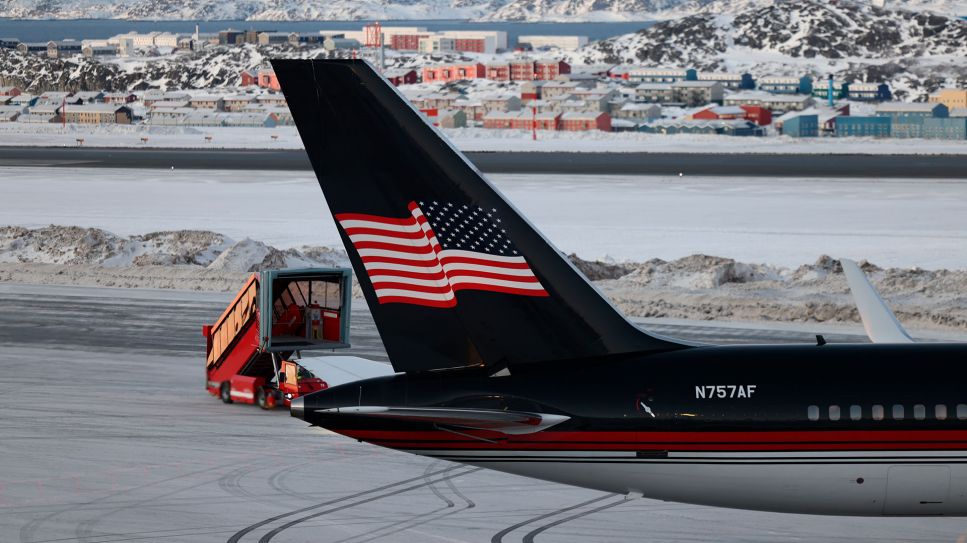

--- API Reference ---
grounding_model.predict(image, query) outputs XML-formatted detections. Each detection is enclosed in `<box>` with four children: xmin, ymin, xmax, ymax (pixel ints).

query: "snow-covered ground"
<box><xmin>2</xmin><ymin>166</ymin><xmax>966</xmax><ymax>269</ymax></box>
<box><xmin>0</xmin><ymin>123</ymin><xmax>965</xmax><ymax>154</ymax></box>
<box><xmin>3</xmin><ymin>165</ymin><xmax>966</xmax><ymax>332</ymax></box>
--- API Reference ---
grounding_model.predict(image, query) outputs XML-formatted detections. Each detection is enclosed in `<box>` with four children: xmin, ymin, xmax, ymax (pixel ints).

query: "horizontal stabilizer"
<box><xmin>299</xmin><ymin>356</ymin><xmax>396</xmax><ymax>388</ymax></box>
<box><xmin>841</xmin><ymin>258</ymin><xmax>913</xmax><ymax>344</ymax></box>
<box><xmin>316</xmin><ymin>406</ymin><xmax>569</xmax><ymax>435</ymax></box>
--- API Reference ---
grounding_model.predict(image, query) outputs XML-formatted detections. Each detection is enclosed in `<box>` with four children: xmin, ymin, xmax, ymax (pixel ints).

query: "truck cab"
<box><xmin>273</xmin><ymin>359</ymin><xmax>328</xmax><ymax>409</ymax></box>
<box><xmin>203</xmin><ymin>268</ymin><xmax>352</xmax><ymax>409</ymax></box>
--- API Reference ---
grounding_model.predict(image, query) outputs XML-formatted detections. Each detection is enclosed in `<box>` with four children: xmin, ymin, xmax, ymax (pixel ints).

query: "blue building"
<box><xmin>783</xmin><ymin>114</ymin><xmax>819</xmax><ymax>137</ymax></box>
<box><xmin>875</xmin><ymin>102</ymin><xmax>948</xmax><ymax>121</ymax></box>
<box><xmin>835</xmin><ymin>116</ymin><xmax>891</xmax><ymax>137</ymax></box>
<box><xmin>894</xmin><ymin>117</ymin><xmax>967</xmax><ymax>139</ymax></box>
<box><xmin>875</xmin><ymin>103</ymin><xmax>960</xmax><ymax>139</ymax></box>
<box><xmin>922</xmin><ymin>118</ymin><xmax>967</xmax><ymax>139</ymax></box>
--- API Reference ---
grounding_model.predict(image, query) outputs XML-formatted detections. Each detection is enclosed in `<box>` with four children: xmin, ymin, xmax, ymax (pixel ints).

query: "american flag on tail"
<box><xmin>335</xmin><ymin>201</ymin><xmax>548</xmax><ymax>308</ymax></box>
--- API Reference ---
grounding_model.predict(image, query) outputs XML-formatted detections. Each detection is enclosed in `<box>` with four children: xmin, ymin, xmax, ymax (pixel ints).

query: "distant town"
<box><xmin>0</xmin><ymin>23</ymin><xmax>965</xmax><ymax>141</ymax></box>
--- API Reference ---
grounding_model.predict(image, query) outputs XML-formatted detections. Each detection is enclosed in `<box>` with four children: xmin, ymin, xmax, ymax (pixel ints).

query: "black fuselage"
<box><xmin>304</xmin><ymin>343</ymin><xmax>967</xmax><ymax>435</ymax></box>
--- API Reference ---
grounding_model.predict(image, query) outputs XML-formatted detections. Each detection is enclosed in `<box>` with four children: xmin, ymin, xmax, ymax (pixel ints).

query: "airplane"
<box><xmin>271</xmin><ymin>58</ymin><xmax>967</xmax><ymax>517</ymax></box>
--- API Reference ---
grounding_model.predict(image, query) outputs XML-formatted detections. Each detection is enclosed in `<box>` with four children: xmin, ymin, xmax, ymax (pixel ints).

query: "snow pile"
<box><xmin>0</xmin><ymin>226</ymin><xmax>347</xmax><ymax>271</ymax></box>
<box><xmin>2</xmin><ymin>226</ymin><xmax>965</xmax><ymax>332</ymax></box>
<box><xmin>583</xmin><ymin>254</ymin><xmax>967</xmax><ymax>331</ymax></box>
<box><xmin>617</xmin><ymin>254</ymin><xmax>782</xmax><ymax>289</ymax></box>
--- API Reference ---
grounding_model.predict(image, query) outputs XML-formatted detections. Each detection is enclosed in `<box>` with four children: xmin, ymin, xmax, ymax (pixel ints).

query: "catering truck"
<box><xmin>203</xmin><ymin>268</ymin><xmax>352</xmax><ymax>409</ymax></box>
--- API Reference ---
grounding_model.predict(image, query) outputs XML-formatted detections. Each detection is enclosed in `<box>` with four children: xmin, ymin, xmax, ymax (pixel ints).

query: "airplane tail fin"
<box><xmin>272</xmin><ymin>59</ymin><xmax>688</xmax><ymax>373</ymax></box>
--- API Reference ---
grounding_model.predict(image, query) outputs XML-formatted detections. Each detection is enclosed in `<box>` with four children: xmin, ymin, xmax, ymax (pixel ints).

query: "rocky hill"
<box><xmin>0</xmin><ymin>43</ymin><xmax>312</xmax><ymax>92</ymax></box>
<box><xmin>570</xmin><ymin>0</ymin><xmax>967</xmax><ymax>99</ymax></box>
<box><xmin>0</xmin><ymin>0</ymin><xmax>964</xmax><ymax>21</ymax></box>
<box><xmin>0</xmin><ymin>1</ymin><xmax>963</xmax><ymax>98</ymax></box>
<box><xmin>0</xmin><ymin>41</ymin><xmax>457</xmax><ymax>93</ymax></box>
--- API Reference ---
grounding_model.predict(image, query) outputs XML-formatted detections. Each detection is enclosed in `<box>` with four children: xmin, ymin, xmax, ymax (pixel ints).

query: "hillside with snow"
<box><xmin>570</xmin><ymin>0</ymin><xmax>967</xmax><ymax>99</ymax></box>
<box><xmin>0</xmin><ymin>1</ymin><xmax>964</xmax><ymax>98</ymax></box>
<box><xmin>0</xmin><ymin>0</ymin><xmax>964</xmax><ymax>21</ymax></box>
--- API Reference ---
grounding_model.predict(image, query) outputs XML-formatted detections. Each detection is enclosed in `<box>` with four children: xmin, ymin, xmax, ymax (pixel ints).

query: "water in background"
<box><xmin>0</xmin><ymin>19</ymin><xmax>654</xmax><ymax>46</ymax></box>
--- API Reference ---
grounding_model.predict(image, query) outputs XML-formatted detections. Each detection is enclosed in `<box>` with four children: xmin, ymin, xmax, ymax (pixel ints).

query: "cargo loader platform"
<box><xmin>203</xmin><ymin>268</ymin><xmax>352</xmax><ymax>409</ymax></box>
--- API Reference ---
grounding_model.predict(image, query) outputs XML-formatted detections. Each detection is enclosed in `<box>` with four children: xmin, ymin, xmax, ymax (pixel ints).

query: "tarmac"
<box><xmin>4</xmin><ymin>282</ymin><xmax>967</xmax><ymax>542</ymax></box>
<box><xmin>1</xmin><ymin>146</ymin><xmax>966</xmax><ymax>177</ymax></box>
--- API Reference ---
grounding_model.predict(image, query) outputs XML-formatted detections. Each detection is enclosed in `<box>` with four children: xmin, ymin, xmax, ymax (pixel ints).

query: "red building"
<box><xmin>240</xmin><ymin>70</ymin><xmax>258</xmax><ymax>87</ymax></box>
<box><xmin>509</xmin><ymin>60</ymin><xmax>534</xmax><ymax>81</ymax></box>
<box><xmin>531</xmin><ymin>111</ymin><xmax>561</xmax><ymax>130</ymax></box>
<box><xmin>259</xmin><ymin>71</ymin><xmax>281</xmax><ymax>91</ymax></box>
<box><xmin>453</xmin><ymin>38</ymin><xmax>487</xmax><ymax>53</ymax></box>
<box><xmin>385</xmin><ymin>68</ymin><xmax>418</xmax><ymax>86</ymax></box>
<box><xmin>483</xmin><ymin>60</ymin><xmax>570</xmax><ymax>82</ymax></box>
<box><xmin>423</xmin><ymin>63</ymin><xmax>487</xmax><ymax>83</ymax></box>
<box><xmin>390</xmin><ymin>34</ymin><xmax>429</xmax><ymax>51</ymax></box>
<box><xmin>520</xmin><ymin>81</ymin><xmax>543</xmax><ymax>101</ymax></box>
<box><xmin>485</xmin><ymin>63</ymin><xmax>511</xmax><ymax>81</ymax></box>
<box><xmin>241</xmin><ymin>69</ymin><xmax>281</xmax><ymax>91</ymax></box>
<box><xmin>694</xmin><ymin>105</ymin><xmax>773</xmax><ymax>126</ymax></box>
<box><xmin>692</xmin><ymin>106</ymin><xmax>745</xmax><ymax>121</ymax></box>
<box><xmin>559</xmin><ymin>111</ymin><xmax>611</xmax><ymax>132</ymax></box>
<box><xmin>534</xmin><ymin>60</ymin><xmax>570</xmax><ymax>80</ymax></box>
<box><xmin>0</xmin><ymin>86</ymin><xmax>22</xmax><ymax>97</ymax></box>
<box><xmin>423</xmin><ymin>63</ymin><xmax>485</xmax><ymax>83</ymax></box>
<box><xmin>739</xmin><ymin>105</ymin><xmax>772</xmax><ymax>126</ymax></box>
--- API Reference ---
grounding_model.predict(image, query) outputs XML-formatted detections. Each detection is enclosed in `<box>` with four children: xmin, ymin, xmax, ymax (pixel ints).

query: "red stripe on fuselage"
<box><xmin>333</xmin><ymin>429</ymin><xmax>967</xmax><ymax>452</ymax></box>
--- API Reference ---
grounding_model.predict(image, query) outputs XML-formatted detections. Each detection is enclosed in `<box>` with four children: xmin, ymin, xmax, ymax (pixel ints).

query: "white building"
<box><xmin>724</xmin><ymin>91</ymin><xmax>813</xmax><ymax>112</ymax></box>
<box><xmin>418</xmin><ymin>36</ymin><xmax>456</xmax><ymax>53</ymax></box>
<box><xmin>696</xmin><ymin>72</ymin><xmax>748</xmax><ymax>89</ymax></box>
<box><xmin>108</xmin><ymin>31</ymin><xmax>181</xmax><ymax>50</ymax></box>
<box><xmin>758</xmin><ymin>76</ymin><xmax>803</xmax><ymax>94</ymax></box>
<box><xmin>342</xmin><ymin>26</ymin><xmax>428</xmax><ymax>45</ymax></box>
<box><xmin>627</xmin><ymin>67</ymin><xmax>694</xmax><ymax>83</ymax></box>
<box><xmin>517</xmin><ymin>35</ymin><xmax>588</xmax><ymax>51</ymax></box>
<box><xmin>438</xmin><ymin>30</ymin><xmax>507</xmax><ymax>51</ymax></box>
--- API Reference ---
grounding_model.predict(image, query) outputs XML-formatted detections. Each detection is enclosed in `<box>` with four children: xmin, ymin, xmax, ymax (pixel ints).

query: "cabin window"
<box><xmin>829</xmin><ymin>405</ymin><xmax>841</xmax><ymax>421</ymax></box>
<box><xmin>892</xmin><ymin>405</ymin><xmax>904</xmax><ymax>420</ymax></box>
<box><xmin>872</xmin><ymin>405</ymin><xmax>884</xmax><ymax>421</ymax></box>
<box><xmin>914</xmin><ymin>404</ymin><xmax>926</xmax><ymax>421</ymax></box>
<box><xmin>958</xmin><ymin>404</ymin><xmax>967</xmax><ymax>420</ymax></box>
<box><xmin>850</xmin><ymin>405</ymin><xmax>862</xmax><ymax>421</ymax></box>
<box><xmin>807</xmin><ymin>405</ymin><xmax>819</xmax><ymax>421</ymax></box>
<box><xmin>936</xmin><ymin>404</ymin><xmax>948</xmax><ymax>420</ymax></box>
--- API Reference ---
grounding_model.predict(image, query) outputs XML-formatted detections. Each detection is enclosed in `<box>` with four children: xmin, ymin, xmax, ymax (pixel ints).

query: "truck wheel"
<box><xmin>220</xmin><ymin>382</ymin><xmax>233</xmax><ymax>404</ymax></box>
<box><xmin>256</xmin><ymin>388</ymin><xmax>273</xmax><ymax>410</ymax></box>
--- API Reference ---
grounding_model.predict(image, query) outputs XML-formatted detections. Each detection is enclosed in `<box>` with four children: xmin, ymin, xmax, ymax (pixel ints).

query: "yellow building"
<box><xmin>928</xmin><ymin>89</ymin><xmax>967</xmax><ymax>110</ymax></box>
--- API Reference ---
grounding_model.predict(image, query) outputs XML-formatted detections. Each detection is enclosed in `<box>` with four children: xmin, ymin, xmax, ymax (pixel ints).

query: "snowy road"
<box><xmin>2</xmin><ymin>146</ymin><xmax>967</xmax><ymax>177</ymax></box>
<box><xmin>2</xmin><ymin>166</ymin><xmax>966</xmax><ymax>269</ymax></box>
